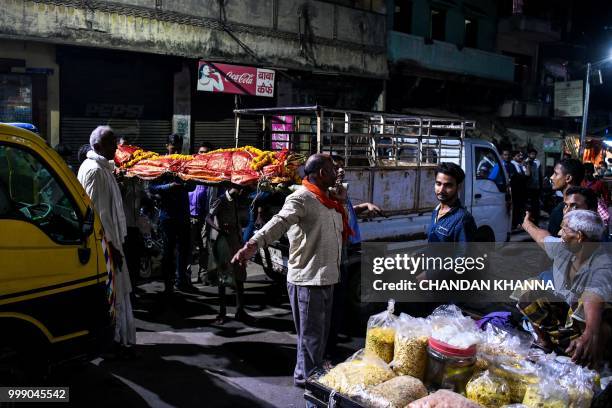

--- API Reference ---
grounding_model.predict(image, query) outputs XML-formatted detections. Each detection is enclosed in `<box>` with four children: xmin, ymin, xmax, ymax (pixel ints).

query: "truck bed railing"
<box><xmin>233</xmin><ymin>106</ymin><xmax>472</xmax><ymax>169</ymax></box>
<box><xmin>234</xmin><ymin>106</ymin><xmax>476</xmax><ymax>213</ymax></box>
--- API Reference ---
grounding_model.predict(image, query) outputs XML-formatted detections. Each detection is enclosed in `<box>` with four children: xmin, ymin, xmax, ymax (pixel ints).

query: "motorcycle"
<box><xmin>136</xmin><ymin>201</ymin><xmax>163</xmax><ymax>279</ymax></box>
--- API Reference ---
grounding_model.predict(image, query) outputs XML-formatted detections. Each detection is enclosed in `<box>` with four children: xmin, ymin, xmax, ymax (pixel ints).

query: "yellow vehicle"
<box><xmin>0</xmin><ymin>124</ymin><xmax>112</xmax><ymax>379</ymax></box>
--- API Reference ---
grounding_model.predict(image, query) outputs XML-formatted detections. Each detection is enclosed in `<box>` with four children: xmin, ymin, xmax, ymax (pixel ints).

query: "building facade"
<box><xmin>1</xmin><ymin>0</ymin><xmax>388</xmax><ymax>158</ymax></box>
<box><xmin>496</xmin><ymin>0</ymin><xmax>584</xmax><ymax>170</ymax></box>
<box><xmin>385</xmin><ymin>0</ymin><xmax>515</xmax><ymax>114</ymax></box>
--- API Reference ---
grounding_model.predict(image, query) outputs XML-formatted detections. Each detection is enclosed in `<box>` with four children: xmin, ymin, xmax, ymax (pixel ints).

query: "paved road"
<box><xmin>38</xmin><ymin>264</ymin><xmax>361</xmax><ymax>408</ymax></box>
<box><xmin>22</xmin><ymin>229</ymin><xmax>537</xmax><ymax>407</ymax></box>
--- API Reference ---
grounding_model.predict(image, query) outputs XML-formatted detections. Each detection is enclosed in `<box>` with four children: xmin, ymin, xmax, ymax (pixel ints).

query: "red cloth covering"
<box><xmin>180</xmin><ymin>150</ymin><xmax>260</xmax><ymax>185</ymax></box>
<box><xmin>114</xmin><ymin>144</ymin><xmax>140</xmax><ymax>167</ymax></box>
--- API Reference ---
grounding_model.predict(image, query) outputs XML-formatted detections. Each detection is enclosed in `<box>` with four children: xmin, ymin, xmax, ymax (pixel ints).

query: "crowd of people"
<box><xmin>69</xmin><ymin>127</ymin><xmax>250</xmax><ymax>357</ymax></box>
<box><xmin>65</xmin><ymin>125</ymin><xmax>611</xmax><ymax>382</ymax></box>
<box><xmin>496</xmin><ymin>148</ymin><xmax>611</xmax><ymax>230</ymax></box>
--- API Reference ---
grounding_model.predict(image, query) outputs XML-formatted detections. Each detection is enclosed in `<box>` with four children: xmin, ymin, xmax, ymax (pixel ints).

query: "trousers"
<box><xmin>160</xmin><ymin>218</ymin><xmax>191</xmax><ymax>288</ymax></box>
<box><xmin>287</xmin><ymin>283</ymin><xmax>334</xmax><ymax>386</ymax></box>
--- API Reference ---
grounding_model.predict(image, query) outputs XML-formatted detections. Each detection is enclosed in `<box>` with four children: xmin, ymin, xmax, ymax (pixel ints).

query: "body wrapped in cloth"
<box><xmin>114</xmin><ymin>145</ymin><xmax>303</xmax><ymax>187</ymax></box>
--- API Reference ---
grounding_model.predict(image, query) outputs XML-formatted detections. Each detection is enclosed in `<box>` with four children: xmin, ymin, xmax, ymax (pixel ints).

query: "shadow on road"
<box><xmin>132</xmin><ymin>283</ymin><xmax>295</xmax><ymax>335</ymax></box>
<box><xmin>41</xmin><ymin>340</ymin><xmax>298</xmax><ymax>407</ymax></box>
<box><xmin>93</xmin><ymin>342</ymin><xmax>284</xmax><ymax>407</ymax></box>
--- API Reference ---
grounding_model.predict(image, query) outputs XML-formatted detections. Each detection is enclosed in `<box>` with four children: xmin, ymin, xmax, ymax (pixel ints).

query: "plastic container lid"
<box><xmin>428</xmin><ymin>337</ymin><xmax>477</xmax><ymax>358</ymax></box>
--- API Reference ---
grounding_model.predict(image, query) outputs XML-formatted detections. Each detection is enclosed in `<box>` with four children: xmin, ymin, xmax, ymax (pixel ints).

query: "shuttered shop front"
<box><xmin>193</xmin><ymin>117</ymin><xmax>262</xmax><ymax>149</ymax></box>
<box><xmin>192</xmin><ymin>87</ymin><xmax>274</xmax><ymax>150</ymax></box>
<box><xmin>58</xmin><ymin>47</ymin><xmax>174</xmax><ymax>166</ymax></box>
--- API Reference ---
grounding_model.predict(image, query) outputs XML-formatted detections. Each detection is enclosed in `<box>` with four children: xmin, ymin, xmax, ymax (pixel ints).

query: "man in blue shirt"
<box><xmin>149</xmin><ymin>134</ymin><xmax>196</xmax><ymax>294</ymax></box>
<box><xmin>486</xmin><ymin>149</ymin><xmax>514</xmax><ymax>192</ymax></box>
<box><xmin>427</xmin><ymin>162</ymin><xmax>477</xmax><ymax>243</ymax></box>
<box><xmin>417</xmin><ymin>162</ymin><xmax>477</xmax><ymax>284</ymax></box>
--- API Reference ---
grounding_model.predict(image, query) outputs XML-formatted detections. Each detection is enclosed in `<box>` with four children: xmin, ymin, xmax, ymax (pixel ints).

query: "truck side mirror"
<box><xmin>82</xmin><ymin>206</ymin><xmax>95</xmax><ymax>238</ymax></box>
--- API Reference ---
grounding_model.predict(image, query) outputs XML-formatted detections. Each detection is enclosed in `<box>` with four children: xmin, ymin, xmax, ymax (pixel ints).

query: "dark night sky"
<box><xmin>569</xmin><ymin>0</ymin><xmax>612</xmax><ymax>114</ymax></box>
<box><xmin>571</xmin><ymin>0</ymin><xmax>612</xmax><ymax>59</ymax></box>
<box><xmin>507</xmin><ymin>0</ymin><xmax>612</xmax><ymax>112</ymax></box>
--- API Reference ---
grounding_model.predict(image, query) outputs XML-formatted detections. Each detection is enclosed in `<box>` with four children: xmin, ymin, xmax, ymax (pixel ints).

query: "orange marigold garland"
<box><xmin>124</xmin><ymin>149</ymin><xmax>159</xmax><ymax>168</ymax></box>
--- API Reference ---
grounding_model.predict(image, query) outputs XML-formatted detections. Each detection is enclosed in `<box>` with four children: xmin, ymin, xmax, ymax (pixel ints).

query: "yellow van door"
<box><xmin>0</xmin><ymin>142</ymin><xmax>107</xmax><ymax>344</ymax></box>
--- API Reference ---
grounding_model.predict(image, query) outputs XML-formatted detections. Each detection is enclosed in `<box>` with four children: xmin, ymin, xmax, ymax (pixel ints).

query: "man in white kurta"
<box><xmin>78</xmin><ymin>126</ymin><xmax>136</xmax><ymax>347</ymax></box>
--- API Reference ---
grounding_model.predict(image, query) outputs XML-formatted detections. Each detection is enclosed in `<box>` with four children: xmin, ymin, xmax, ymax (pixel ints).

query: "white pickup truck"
<box><xmin>233</xmin><ymin>106</ymin><xmax>512</xmax><ymax>279</ymax></box>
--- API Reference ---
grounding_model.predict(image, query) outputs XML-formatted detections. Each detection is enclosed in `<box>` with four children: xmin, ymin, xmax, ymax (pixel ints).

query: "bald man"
<box><xmin>232</xmin><ymin>154</ymin><xmax>349</xmax><ymax>387</ymax></box>
<box><xmin>78</xmin><ymin>126</ymin><xmax>136</xmax><ymax>353</ymax></box>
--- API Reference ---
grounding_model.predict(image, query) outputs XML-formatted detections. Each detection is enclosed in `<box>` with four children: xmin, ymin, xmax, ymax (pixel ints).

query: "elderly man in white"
<box><xmin>78</xmin><ymin>125</ymin><xmax>136</xmax><ymax>353</ymax></box>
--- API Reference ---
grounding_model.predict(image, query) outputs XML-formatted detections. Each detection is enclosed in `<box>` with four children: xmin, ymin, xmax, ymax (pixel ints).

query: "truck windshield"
<box><xmin>474</xmin><ymin>146</ymin><xmax>507</xmax><ymax>193</ymax></box>
<box><xmin>0</xmin><ymin>145</ymin><xmax>81</xmax><ymax>244</ymax></box>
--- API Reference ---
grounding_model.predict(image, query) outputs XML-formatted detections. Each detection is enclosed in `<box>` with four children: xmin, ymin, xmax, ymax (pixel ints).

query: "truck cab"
<box><xmin>0</xmin><ymin>124</ymin><xmax>112</xmax><ymax>380</ymax></box>
<box><xmin>352</xmin><ymin>137</ymin><xmax>511</xmax><ymax>244</ymax></box>
<box><xmin>233</xmin><ymin>107</ymin><xmax>511</xmax><ymax>279</ymax></box>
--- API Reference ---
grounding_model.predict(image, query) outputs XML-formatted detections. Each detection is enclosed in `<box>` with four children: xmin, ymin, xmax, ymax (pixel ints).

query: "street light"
<box><xmin>579</xmin><ymin>52</ymin><xmax>612</xmax><ymax>157</ymax></box>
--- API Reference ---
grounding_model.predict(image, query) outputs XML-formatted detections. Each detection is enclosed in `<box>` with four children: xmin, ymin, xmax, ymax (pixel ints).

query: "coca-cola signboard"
<box><xmin>196</xmin><ymin>61</ymin><xmax>275</xmax><ymax>97</ymax></box>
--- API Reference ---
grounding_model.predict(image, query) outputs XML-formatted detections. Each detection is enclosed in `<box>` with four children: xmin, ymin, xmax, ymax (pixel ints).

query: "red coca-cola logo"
<box><xmin>225</xmin><ymin>71</ymin><xmax>254</xmax><ymax>85</ymax></box>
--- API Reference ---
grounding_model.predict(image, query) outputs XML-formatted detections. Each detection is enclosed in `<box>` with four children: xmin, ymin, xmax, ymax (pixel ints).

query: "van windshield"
<box><xmin>0</xmin><ymin>144</ymin><xmax>81</xmax><ymax>244</ymax></box>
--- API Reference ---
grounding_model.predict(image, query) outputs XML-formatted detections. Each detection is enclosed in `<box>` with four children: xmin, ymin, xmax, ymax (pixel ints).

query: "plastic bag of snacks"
<box><xmin>408</xmin><ymin>389</ymin><xmax>482</xmax><ymax>408</ymax></box>
<box><xmin>391</xmin><ymin>314</ymin><xmax>430</xmax><ymax>379</ymax></box>
<box><xmin>355</xmin><ymin>375</ymin><xmax>428</xmax><ymax>408</ymax></box>
<box><xmin>487</xmin><ymin>357</ymin><xmax>539</xmax><ymax>403</ymax></box>
<box><xmin>524</xmin><ymin>353</ymin><xmax>597</xmax><ymax>408</ymax></box>
<box><xmin>466</xmin><ymin>370</ymin><xmax>512</xmax><ymax>408</ymax></box>
<box><xmin>318</xmin><ymin>349</ymin><xmax>395</xmax><ymax>396</ymax></box>
<box><xmin>475</xmin><ymin>324</ymin><xmax>532</xmax><ymax>372</ymax></box>
<box><xmin>365</xmin><ymin>299</ymin><xmax>398</xmax><ymax>363</ymax></box>
<box><xmin>522</xmin><ymin>383</ymin><xmax>569</xmax><ymax>408</ymax></box>
<box><xmin>429</xmin><ymin>304</ymin><xmax>481</xmax><ymax>349</ymax></box>
<box><xmin>563</xmin><ymin>372</ymin><xmax>595</xmax><ymax>408</ymax></box>
<box><xmin>549</xmin><ymin>356</ymin><xmax>596</xmax><ymax>408</ymax></box>
<box><xmin>522</xmin><ymin>363</ymin><xmax>569</xmax><ymax>408</ymax></box>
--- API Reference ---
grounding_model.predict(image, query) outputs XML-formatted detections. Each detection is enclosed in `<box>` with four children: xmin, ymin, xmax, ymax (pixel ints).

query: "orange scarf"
<box><xmin>302</xmin><ymin>178</ymin><xmax>354</xmax><ymax>242</ymax></box>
